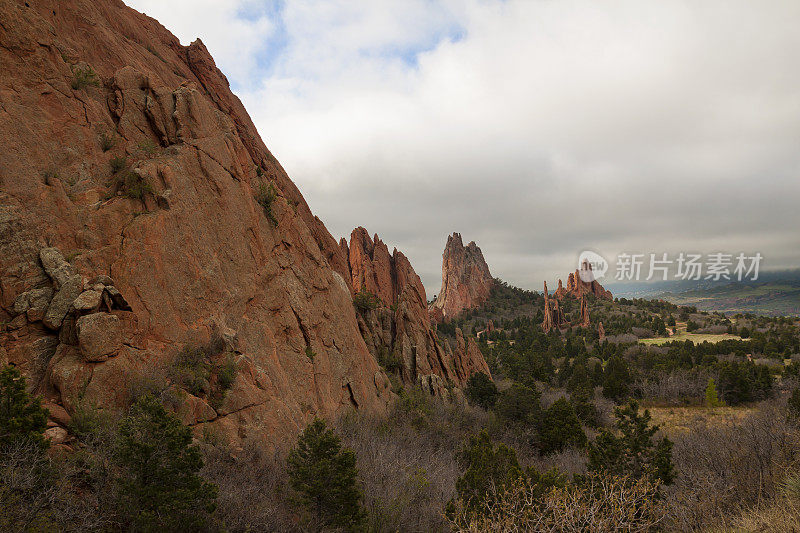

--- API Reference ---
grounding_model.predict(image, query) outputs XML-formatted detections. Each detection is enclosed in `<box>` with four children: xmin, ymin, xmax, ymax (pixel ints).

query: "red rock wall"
<box><xmin>0</xmin><ymin>0</ymin><xmax>390</xmax><ymax>449</ymax></box>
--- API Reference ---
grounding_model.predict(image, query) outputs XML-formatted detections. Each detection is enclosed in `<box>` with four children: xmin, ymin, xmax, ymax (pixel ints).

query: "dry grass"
<box><xmin>644</xmin><ymin>406</ymin><xmax>754</xmax><ymax>437</ymax></box>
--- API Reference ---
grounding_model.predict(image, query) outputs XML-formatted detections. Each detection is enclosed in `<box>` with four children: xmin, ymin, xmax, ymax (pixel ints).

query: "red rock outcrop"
<box><xmin>430</xmin><ymin>233</ymin><xmax>494</xmax><ymax>322</ymax></box>
<box><xmin>342</xmin><ymin>229</ymin><xmax>490</xmax><ymax>394</ymax></box>
<box><xmin>0</xmin><ymin>0</ymin><xmax>391</xmax><ymax>449</ymax></box>
<box><xmin>559</xmin><ymin>261</ymin><xmax>613</xmax><ymax>301</ymax></box>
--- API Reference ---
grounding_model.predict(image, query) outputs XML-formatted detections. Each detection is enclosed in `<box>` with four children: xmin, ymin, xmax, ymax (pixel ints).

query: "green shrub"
<box><xmin>216</xmin><ymin>355</ymin><xmax>237</xmax><ymax>392</ymax></box>
<box><xmin>170</xmin><ymin>346</ymin><xmax>212</xmax><ymax>397</ymax></box>
<box><xmin>138</xmin><ymin>139</ymin><xmax>158</xmax><ymax>157</ymax></box>
<box><xmin>464</xmin><ymin>372</ymin><xmax>498</xmax><ymax>410</ymax></box>
<box><xmin>353</xmin><ymin>288</ymin><xmax>380</xmax><ymax>313</ymax></box>
<box><xmin>494</xmin><ymin>382</ymin><xmax>540</xmax><ymax>425</ymax></box>
<box><xmin>109</xmin><ymin>155</ymin><xmax>127</xmax><ymax>173</ymax></box>
<box><xmin>377</xmin><ymin>346</ymin><xmax>404</xmax><ymax>373</ymax></box>
<box><xmin>255</xmin><ymin>182</ymin><xmax>278</xmax><ymax>226</ymax></box>
<box><xmin>449</xmin><ymin>431</ymin><xmax>523</xmax><ymax>517</ymax></box>
<box><xmin>287</xmin><ymin>418</ymin><xmax>365</xmax><ymax>530</ymax></box>
<box><xmin>538</xmin><ymin>397</ymin><xmax>587</xmax><ymax>454</ymax></box>
<box><xmin>0</xmin><ymin>366</ymin><xmax>48</xmax><ymax>449</ymax></box>
<box><xmin>98</xmin><ymin>132</ymin><xmax>115</xmax><ymax>152</ymax></box>
<box><xmin>71</xmin><ymin>65</ymin><xmax>99</xmax><ymax>90</ymax></box>
<box><xmin>117</xmin><ymin>171</ymin><xmax>152</xmax><ymax>200</ymax></box>
<box><xmin>304</xmin><ymin>347</ymin><xmax>316</xmax><ymax>362</ymax></box>
<box><xmin>68</xmin><ymin>402</ymin><xmax>116</xmax><ymax>442</ymax></box>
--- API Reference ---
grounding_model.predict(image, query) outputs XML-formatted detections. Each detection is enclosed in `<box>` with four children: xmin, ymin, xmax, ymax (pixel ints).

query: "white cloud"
<box><xmin>125</xmin><ymin>0</ymin><xmax>800</xmax><ymax>295</ymax></box>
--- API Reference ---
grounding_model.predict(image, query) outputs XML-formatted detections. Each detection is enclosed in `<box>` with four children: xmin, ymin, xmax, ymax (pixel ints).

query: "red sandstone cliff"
<box><xmin>342</xmin><ymin>228</ymin><xmax>490</xmax><ymax>397</ymax></box>
<box><xmin>0</xmin><ymin>0</ymin><xmax>392</xmax><ymax>449</ymax></box>
<box><xmin>430</xmin><ymin>233</ymin><xmax>494</xmax><ymax>322</ymax></box>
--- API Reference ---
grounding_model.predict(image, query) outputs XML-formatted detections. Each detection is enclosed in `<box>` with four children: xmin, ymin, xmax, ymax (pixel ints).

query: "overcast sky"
<box><xmin>127</xmin><ymin>0</ymin><xmax>800</xmax><ymax>296</ymax></box>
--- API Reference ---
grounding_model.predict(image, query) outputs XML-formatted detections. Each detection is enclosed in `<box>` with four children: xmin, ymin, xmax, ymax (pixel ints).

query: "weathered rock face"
<box><xmin>341</xmin><ymin>228</ymin><xmax>490</xmax><ymax>391</ymax></box>
<box><xmin>0</xmin><ymin>0</ymin><xmax>390</xmax><ymax>449</ymax></box>
<box><xmin>430</xmin><ymin>233</ymin><xmax>494</xmax><ymax>323</ymax></box>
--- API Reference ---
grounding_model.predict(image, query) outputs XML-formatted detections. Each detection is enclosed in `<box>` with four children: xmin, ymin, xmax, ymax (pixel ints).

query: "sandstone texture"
<box><xmin>0</xmin><ymin>0</ymin><xmax>390</xmax><ymax>448</ymax></box>
<box><xmin>430</xmin><ymin>233</ymin><xmax>494</xmax><ymax>322</ymax></box>
<box><xmin>341</xmin><ymin>228</ymin><xmax>490</xmax><ymax>394</ymax></box>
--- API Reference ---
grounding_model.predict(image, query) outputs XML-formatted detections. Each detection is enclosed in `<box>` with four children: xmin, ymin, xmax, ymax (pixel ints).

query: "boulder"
<box><xmin>76</xmin><ymin>313</ymin><xmax>122</xmax><ymax>362</ymax></box>
<box><xmin>13</xmin><ymin>287</ymin><xmax>53</xmax><ymax>321</ymax></box>
<box><xmin>44</xmin><ymin>426</ymin><xmax>70</xmax><ymax>445</ymax></box>
<box><xmin>39</xmin><ymin>248</ymin><xmax>76</xmax><ymax>289</ymax></box>
<box><xmin>43</xmin><ymin>275</ymin><xmax>84</xmax><ymax>330</ymax></box>
<box><xmin>73</xmin><ymin>289</ymin><xmax>102</xmax><ymax>312</ymax></box>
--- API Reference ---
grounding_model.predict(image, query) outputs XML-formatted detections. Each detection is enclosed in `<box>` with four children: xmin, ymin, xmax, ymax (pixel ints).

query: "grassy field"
<box><xmin>644</xmin><ymin>405</ymin><xmax>753</xmax><ymax>436</ymax></box>
<box><xmin>638</xmin><ymin>323</ymin><xmax>742</xmax><ymax>345</ymax></box>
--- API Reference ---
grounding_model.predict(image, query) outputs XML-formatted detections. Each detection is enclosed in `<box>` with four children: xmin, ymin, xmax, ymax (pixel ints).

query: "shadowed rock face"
<box><xmin>0</xmin><ymin>0</ymin><xmax>390</xmax><ymax>449</ymax></box>
<box><xmin>342</xmin><ymin>228</ymin><xmax>490</xmax><ymax>395</ymax></box>
<box><xmin>430</xmin><ymin>233</ymin><xmax>494</xmax><ymax>323</ymax></box>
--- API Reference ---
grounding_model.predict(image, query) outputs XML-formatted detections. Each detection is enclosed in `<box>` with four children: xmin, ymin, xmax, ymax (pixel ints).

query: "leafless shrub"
<box><xmin>448</xmin><ymin>473</ymin><xmax>665</xmax><ymax>532</ymax></box>
<box><xmin>0</xmin><ymin>440</ymin><xmax>112</xmax><ymax>531</ymax></box>
<box><xmin>634</xmin><ymin>368</ymin><xmax>715</xmax><ymax>405</ymax></box>
<box><xmin>665</xmin><ymin>401</ymin><xmax>800</xmax><ymax>530</ymax></box>
<box><xmin>200</xmin><ymin>441</ymin><xmax>300</xmax><ymax>532</ymax></box>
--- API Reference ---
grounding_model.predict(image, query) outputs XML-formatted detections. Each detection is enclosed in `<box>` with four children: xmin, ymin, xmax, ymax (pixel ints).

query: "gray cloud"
<box><xmin>127</xmin><ymin>0</ymin><xmax>800</xmax><ymax>296</ymax></box>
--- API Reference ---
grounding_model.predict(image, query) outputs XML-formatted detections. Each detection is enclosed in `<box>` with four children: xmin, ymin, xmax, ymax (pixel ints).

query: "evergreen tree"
<box><xmin>0</xmin><ymin>365</ymin><xmax>48</xmax><ymax>449</ymax></box>
<box><xmin>115</xmin><ymin>394</ymin><xmax>218</xmax><ymax>532</ymax></box>
<box><xmin>287</xmin><ymin>418</ymin><xmax>365</xmax><ymax>530</ymax></box>
<box><xmin>602</xmin><ymin>356</ymin><xmax>630</xmax><ymax>402</ymax></box>
<box><xmin>588</xmin><ymin>400</ymin><xmax>674</xmax><ymax>485</ymax></box>
<box><xmin>538</xmin><ymin>398</ymin><xmax>587</xmax><ymax>455</ymax></box>
<box><xmin>704</xmin><ymin>378</ymin><xmax>723</xmax><ymax>408</ymax></box>
<box><xmin>464</xmin><ymin>372</ymin><xmax>498</xmax><ymax>409</ymax></box>
<box><xmin>451</xmin><ymin>431</ymin><xmax>523</xmax><ymax>515</ymax></box>
<box><xmin>494</xmin><ymin>382</ymin><xmax>540</xmax><ymax>426</ymax></box>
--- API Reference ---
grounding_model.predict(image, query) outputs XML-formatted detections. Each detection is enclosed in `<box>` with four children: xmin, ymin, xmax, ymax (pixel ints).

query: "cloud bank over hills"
<box><xmin>127</xmin><ymin>0</ymin><xmax>800</xmax><ymax>294</ymax></box>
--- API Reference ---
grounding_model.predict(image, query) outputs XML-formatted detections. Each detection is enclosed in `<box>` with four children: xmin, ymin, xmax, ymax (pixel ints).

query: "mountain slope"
<box><xmin>0</xmin><ymin>0</ymin><xmax>391</xmax><ymax>449</ymax></box>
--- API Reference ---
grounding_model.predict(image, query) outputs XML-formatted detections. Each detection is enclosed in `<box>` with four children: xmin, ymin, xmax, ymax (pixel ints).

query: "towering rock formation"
<box><xmin>0</xmin><ymin>0</ymin><xmax>393</xmax><ymax>449</ymax></box>
<box><xmin>430</xmin><ymin>233</ymin><xmax>494</xmax><ymax>323</ymax></box>
<box><xmin>560</xmin><ymin>260</ymin><xmax>613</xmax><ymax>301</ymax></box>
<box><xmin>542</xmin><ymin>281</ymin><xmax>566</xmax><ymax>333</ymax></box>
<box><xmin>341</xmin><ymin>228</ymin><xmax>490</xmax><ymax>396</ymax></box>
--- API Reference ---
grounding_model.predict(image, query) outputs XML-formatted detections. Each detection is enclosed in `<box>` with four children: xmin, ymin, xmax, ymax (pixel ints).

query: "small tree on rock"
<box><xmin>287</xmin><ymin>418</ymin><xmax>365</xmax><ymax>530</ymax></box>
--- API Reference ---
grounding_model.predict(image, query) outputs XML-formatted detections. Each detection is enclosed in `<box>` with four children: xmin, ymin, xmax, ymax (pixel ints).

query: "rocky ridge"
<box><xmin>342</xmin><ymin>228</ymin><xmax>490</xmax><ymax>399</ymax></box>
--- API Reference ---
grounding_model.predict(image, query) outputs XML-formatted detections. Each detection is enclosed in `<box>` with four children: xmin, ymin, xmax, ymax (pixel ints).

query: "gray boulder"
<box><xmin>43</xmin><ymin>275</ymin><xmax>83</xmax><ymax>330</ymax></box>
<box><xmin>76</xmin><ymin>312</ymin><xmax>122</xmax><ymax>362</ymax></box>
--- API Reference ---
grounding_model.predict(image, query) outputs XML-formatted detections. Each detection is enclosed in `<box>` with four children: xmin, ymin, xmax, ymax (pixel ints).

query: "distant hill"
<box><xmin>606</xmin><ymin>270</ymin><xmax>800</xmax><ymax>317</ymax></box>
